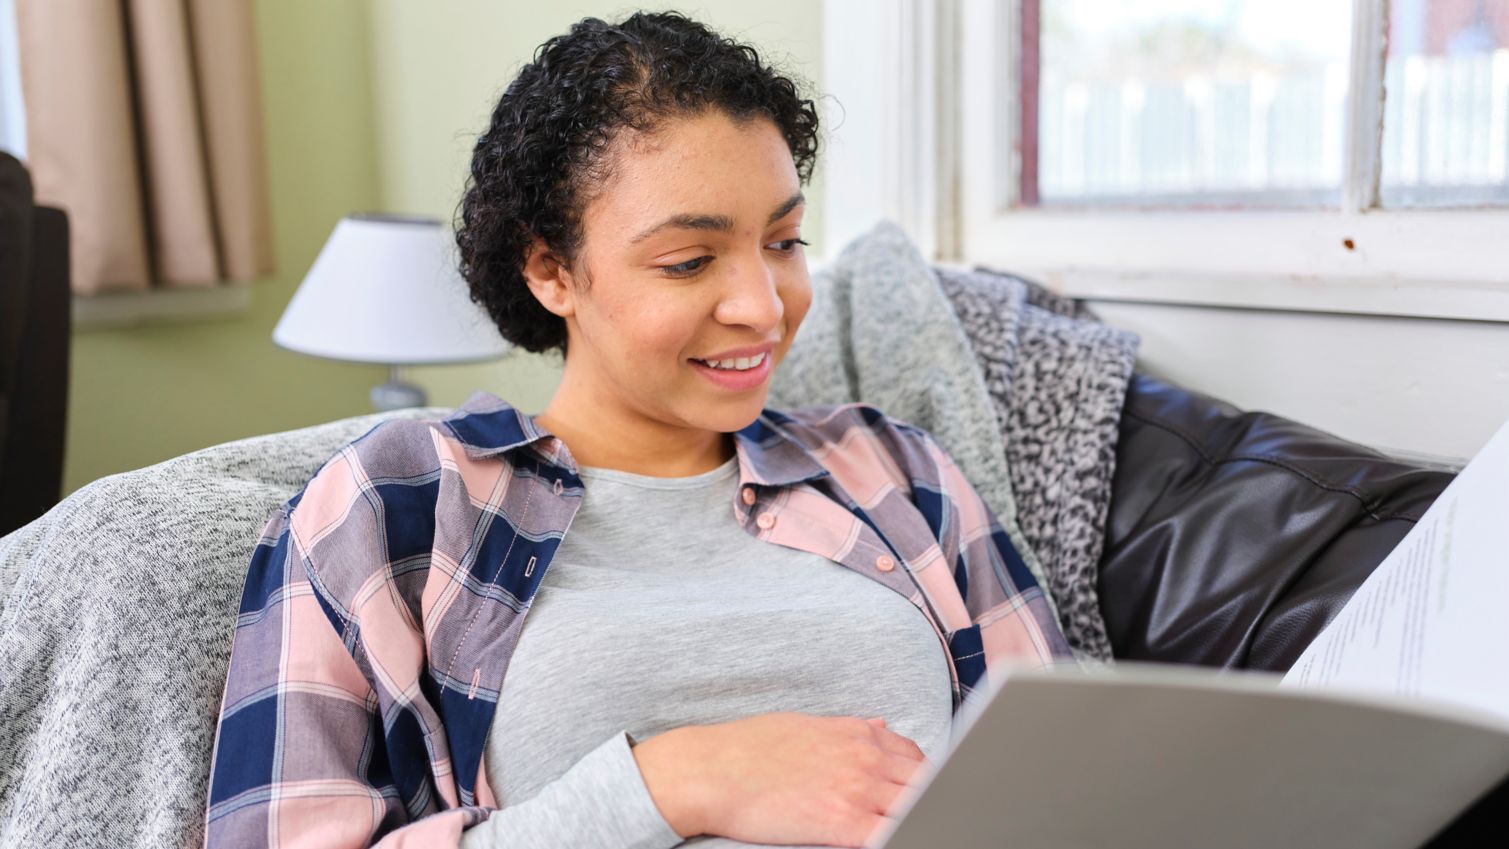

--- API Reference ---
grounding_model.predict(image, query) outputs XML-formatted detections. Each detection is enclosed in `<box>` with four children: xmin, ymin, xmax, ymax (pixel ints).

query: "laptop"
<box><xmin>868</xmin><ymin>662</ymin><xmax>1509</xmax><ymax>849</ymax></box>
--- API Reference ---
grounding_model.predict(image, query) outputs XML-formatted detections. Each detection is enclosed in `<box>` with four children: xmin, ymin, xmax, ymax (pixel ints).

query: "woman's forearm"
<box><xmin>626</xmin><ymin>712</ymin><xmax>930</xmax><ymax>848</ymax></box>
<box><xmin>460</xmin><ymin>730</ymin><xmax>683</xmax><ymax>849</ymax></box>
<box><xmin>631</xmin><ymin>725</ymin><xmax>706</xmax><ymax>839</ymax></box>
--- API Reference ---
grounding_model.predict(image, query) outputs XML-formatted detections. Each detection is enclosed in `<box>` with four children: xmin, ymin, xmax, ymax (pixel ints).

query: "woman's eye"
<box><xmin>661</xmin><ymin>239</ymin><xmax>807</xmax><ymax>278</ymax></box>
<box><xmin>662</xmin><ymin>256</ymin><xmax>711</xmax><ymax>277</ymax></box>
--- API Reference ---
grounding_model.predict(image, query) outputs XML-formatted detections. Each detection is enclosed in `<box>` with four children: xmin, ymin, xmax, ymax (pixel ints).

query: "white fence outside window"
<box><xmin>1038</xmin><ymin>49</ymin><xmax>1509</xmax><ymax>206</ymax></box>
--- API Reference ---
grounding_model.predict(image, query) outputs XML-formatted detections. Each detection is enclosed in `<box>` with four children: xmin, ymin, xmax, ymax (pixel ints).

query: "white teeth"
<box><xmin>698</xmin><ymin>352</ymin><xmax>766</xmax><ymax>371</ymax></box>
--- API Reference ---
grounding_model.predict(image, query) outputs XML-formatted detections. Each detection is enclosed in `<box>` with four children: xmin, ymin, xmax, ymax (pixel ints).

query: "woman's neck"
<box><xmin>533</xmin><ymin>391</ymin><xmax>735</xmax><ymax>478</ymax></box>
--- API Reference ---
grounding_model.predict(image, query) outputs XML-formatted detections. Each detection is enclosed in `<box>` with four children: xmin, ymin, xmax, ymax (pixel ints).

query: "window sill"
<box><xmin>72</xmin><ymin>285</ymin><xmax>252</xmax><ymax>330</ymax></box>
<box><xmin>958</xmin><ymin>208</ymin><xmax>1509</xmax><ymax>323</ymax></box>
<box><xmin>1004</xmin><ymin>267</ymin><xmax>1509</xmax><ymax>324</ymax></box>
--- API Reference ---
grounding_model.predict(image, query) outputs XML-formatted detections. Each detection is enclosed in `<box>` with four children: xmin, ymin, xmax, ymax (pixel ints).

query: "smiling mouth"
<box><xmin>690</xmin><ymin>351</ymin><xmax>769</xmax><ymax>371</ymax></box>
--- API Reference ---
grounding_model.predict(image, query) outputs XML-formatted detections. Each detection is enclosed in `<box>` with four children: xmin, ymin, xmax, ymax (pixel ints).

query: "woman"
<box><xmin>204</xmin><ymin>11</ymin><xmax>1071</xmax><ymax>849</ymax></box>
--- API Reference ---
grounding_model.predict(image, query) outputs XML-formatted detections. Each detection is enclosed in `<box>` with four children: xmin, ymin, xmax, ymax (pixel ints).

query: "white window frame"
<box><xmin>821</xmin><ymin>0</ymin><xmax>956</xmax><ymax>260</ymax></box>
<box><xmin>823</xmin><ymin>0</ymin><xmax>1509</xmax><ymax>323</ymax></box>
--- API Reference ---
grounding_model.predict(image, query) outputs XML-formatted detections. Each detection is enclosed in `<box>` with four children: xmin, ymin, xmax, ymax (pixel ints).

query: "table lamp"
<box><xmin>273</xmin><ymin>214</ymin><xmax>509</xmax><ymax>410</ymax></box>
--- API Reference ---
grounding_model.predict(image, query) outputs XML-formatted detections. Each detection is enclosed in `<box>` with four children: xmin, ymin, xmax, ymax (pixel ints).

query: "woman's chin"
<box><xmin>682</xmin><ymin>393</ymin><xmax>770</xmax><ymax>435</ymax></box>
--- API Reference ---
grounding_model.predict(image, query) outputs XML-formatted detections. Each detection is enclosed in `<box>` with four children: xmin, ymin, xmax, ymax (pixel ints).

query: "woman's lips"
<box><xmin>688</xmin><ymin>353</ymin><xmax>773</xmax><ymax>390</ymax></box>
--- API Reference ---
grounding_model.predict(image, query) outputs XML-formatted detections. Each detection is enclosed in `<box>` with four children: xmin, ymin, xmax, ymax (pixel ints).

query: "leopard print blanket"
<box><xmin>936</xmin><ymin>267</ymin><xmax>1139</xmax><ymax>661</ymax></box>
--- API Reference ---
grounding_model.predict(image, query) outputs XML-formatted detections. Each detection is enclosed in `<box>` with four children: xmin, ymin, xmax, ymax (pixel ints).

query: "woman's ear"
<box><xmin>521</xmin><ymin>236</ymin><xmax>578</xmax><ymax>319</ymax></box>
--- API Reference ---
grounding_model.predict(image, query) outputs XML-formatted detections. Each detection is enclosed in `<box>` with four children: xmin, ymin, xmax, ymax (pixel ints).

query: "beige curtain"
<box><xmin>16</xmin><ymin>0</ymin><xmax>274</xmax><ymax>296</ymax></box>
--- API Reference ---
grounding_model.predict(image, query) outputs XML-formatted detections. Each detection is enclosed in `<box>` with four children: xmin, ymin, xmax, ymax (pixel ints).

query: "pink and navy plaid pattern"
<box><xmin>204</xmin><ymin>391</ymin><xmax>1072</xmax><ymax>848</ymax></box>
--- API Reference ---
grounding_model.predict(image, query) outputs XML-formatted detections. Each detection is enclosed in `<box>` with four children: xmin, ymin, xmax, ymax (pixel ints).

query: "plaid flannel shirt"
<box><xmin>203</xmin><ymin>391</ymin><xmax>1071</xmax><ymax>848</ymax></box>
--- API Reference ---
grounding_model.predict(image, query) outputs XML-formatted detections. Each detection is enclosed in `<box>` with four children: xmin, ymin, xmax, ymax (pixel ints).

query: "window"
<box><xmin>1025</xmin><ymin>0</ymin><xmax>1509</xmax><ymax>211</ymax></box>
<box><xmin>1379</xmin><ymin>0</ymin><xmax>1509</xmax><ymax>207</ymax></box>
<box><xmin>1029</xmin><ymin>0</ymin><xmax>1355</xmax><ymax>207</ymax></box>
<box><xmin>964</xmin><ymin>0</ymin><xmax>1509</xmax><ymax>321</ymax></box>
<box><xmin>822</xmin><ymin>0</ymin><xmax>1509</xmax><ymax>322</ymax></box>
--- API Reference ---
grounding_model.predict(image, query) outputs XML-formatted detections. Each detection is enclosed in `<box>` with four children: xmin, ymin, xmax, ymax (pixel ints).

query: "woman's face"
<box><xmin>537</xmin><ymin>110</ymin><xmax>812</xmax><ymax>437</ymax></box>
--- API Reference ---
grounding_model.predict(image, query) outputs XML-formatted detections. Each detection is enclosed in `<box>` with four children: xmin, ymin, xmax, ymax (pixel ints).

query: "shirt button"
<box><xmin>756</xmin><ymin>512</ymin><xmax>776</xmax><ymax>530</ymax></box>
<box><xmin>876</xmin><ymin>555</ymin><xmax>896</xmax><ymax>572</ymax></box>
<box><xmin>553</xmin><ymin>479</ymin><xmax>564</xmax><ymax>495</ymax></box>
<box><xmin>741</xmin><ymin>487</ymin><xmax>757</xmax><ymax>505</ymax></box>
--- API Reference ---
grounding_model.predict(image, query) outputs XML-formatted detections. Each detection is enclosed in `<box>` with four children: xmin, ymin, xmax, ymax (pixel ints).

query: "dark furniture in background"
<box><xmin>0</xmin><ymin>152</ymin><xmax>70</xmax><ymax>536</ymax></box>
<box><xmin>1099</xmin><ymin>371</ymin><xmax>1457</xmax><ymax>672</ymax></box>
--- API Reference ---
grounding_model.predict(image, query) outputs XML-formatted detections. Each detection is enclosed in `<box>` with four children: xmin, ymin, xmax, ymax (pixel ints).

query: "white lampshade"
<box><xmin>273</xmin><ymin>215</ymin><xmax>509</xmax><ymax>365</ymax></box>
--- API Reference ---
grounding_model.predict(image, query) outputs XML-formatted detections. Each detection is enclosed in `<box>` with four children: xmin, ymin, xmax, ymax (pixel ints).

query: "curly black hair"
<box><xmin>454</xmin><ymin>11</ymin><xmax>821</xmax><ymax>356</ymax></box>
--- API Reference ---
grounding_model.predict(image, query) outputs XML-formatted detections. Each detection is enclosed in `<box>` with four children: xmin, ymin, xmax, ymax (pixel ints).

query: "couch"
<box><xmin>0</xmin><ymin>294</ymin><xmax>1492</xmax><ymax>845</ymax></box>
<box><xmin>1101</xmin><ymin>371</ymin><xmax>1459</xmax><ymax>672</ymax></box>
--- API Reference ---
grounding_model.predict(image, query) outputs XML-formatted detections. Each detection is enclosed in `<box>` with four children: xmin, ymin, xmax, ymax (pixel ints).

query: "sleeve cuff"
<box><xmin>460</xmin><ymin>730</ymin><xmax>683</xmax><ymax>849</ymax></box>
<box><xmin>613</xmin><ymin>730</ymin><xmax>686</xmax><ymax>846</ymax></box>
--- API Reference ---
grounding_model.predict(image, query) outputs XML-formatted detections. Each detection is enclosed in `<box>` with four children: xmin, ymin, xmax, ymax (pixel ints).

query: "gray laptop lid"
<box><xmin>871</xmin><ymin>663</ymin><xmax>1509</xmax><ymax>849</ymax></box>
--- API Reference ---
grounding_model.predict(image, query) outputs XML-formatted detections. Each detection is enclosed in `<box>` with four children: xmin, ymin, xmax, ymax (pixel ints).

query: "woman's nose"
<box><xmin>715</xmin><ymin>256</ymin><xmax>784</xmax><ymax>331</ymax></box>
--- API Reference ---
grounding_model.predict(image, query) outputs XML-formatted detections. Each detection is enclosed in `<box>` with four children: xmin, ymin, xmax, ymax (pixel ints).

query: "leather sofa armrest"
<box><xmin>1097</xmin><ymin>372</ymin><xmax>1453</xmax><ymax>671</ymax></box>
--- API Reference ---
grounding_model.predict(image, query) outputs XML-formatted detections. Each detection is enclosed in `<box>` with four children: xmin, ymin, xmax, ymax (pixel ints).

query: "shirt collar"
<box><xmin>439</xmin><ymin>390</ymin><xmax>830</xmax><ymax>488</ymax></box>
<box><xmin>731</xmin><ymin>408</ymin><xmax>831</xmax><ymax>488</ymax></box>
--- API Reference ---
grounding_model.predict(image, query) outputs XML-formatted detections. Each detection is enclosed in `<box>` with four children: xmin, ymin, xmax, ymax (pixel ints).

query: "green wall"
<box><xmin>62</xmin><ymin>1</ymin><xmax>824</xmax><ymax>494</ymax></box>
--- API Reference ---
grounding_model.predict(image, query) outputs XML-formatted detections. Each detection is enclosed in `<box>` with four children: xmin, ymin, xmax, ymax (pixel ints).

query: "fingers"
<box><xmin>849</xmin><ymin>715</ymin><xmax>928</xmax><ymax>768</ymax></box>
<box><xmin>876</xmin><ymin>748</ymin><xmax>930</xmax><ymax>787</ymax></box>
<box><xmin>855</xmin><ymin>764</ymin><xmax>916</xmax><ymax>815</ymax></box>
<box><xmin>841</xmin><ymin>809</ymin><xmax>900</xmax><ymax>849</ymax></box>
<box><xmin>867</xmin><ymin>724</ymin><xmax>927</xmax><ymax>763</ymax></box>
<box><xmin>860</xmin><ymin>813</ymin><xmax>901</xmax><ymax>849</ymax></box>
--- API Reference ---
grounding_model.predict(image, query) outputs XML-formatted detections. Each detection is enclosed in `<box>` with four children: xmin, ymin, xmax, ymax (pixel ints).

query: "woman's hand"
<box><xmin>631</xmin><ymin>711</ymin><xmax>931</xmax><ymax>847</ymax></box>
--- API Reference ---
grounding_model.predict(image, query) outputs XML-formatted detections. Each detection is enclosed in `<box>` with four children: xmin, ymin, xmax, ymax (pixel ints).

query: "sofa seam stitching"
<box><xmin>1123</xmin><ymin>407</ymin><xmax>1426</xmax><ymax>524</ymax></box>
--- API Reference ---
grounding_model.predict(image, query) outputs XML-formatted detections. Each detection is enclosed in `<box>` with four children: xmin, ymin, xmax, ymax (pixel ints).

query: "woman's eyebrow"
<box><xmin>630</xmin><ymin>191</ymin><xmax>805</xmax><ymax>244</ymax></box>
<box><xmin>766</xmin><ymin>191</ymin><xmax>805</xmax><ymax>223</ymax></box>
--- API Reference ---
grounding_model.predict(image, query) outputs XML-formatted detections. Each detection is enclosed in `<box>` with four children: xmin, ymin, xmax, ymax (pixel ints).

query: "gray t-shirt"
<box><xmin>460</xmin><ymin>454</ymin><xmax>954</xmax><ymax>848</ymax></box>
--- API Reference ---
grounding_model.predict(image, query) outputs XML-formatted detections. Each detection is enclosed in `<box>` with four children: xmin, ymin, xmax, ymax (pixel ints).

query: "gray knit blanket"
<box><xmin>770</xmin><ymin>221</ymin><xmax>1139</xmax><ymax>659</ymax></box>
<box><xmin>0</xmin><ymin>221</ymin><xmax>1136</xmax><ymax>848</ymax></box>
<box><xmin>768</xmin><ymin>223</ymin><xmax>1059</xmax><ymax>623</ymax></box>
<box><xmin>0</xmin><ymin>408</ymin><xmax>443</xmax><ymax>849</ymax></box>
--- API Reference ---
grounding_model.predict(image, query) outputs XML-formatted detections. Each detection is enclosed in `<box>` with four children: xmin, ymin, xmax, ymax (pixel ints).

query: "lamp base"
<box><xmin>371</xmin><ymin>379</ymin><xmax>427</xmax><ymax>411</ymax></box>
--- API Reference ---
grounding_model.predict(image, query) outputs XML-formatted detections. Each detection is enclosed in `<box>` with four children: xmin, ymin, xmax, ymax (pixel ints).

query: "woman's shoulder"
<box><xmin>762</xmin><ymin>401</ymin><xmax>934</xmax><ymax>447</ymax></box>
<box><xmin>279</xmin><ymin>401</ymin><xmax>522</xmax><ymax>604</ymax></box>
<box><xmin>291</xmin><ymin>391</ymin><xmax>530</xmax><ymax>513</ymax></box>
<box><xmin>758</xmin><ymin>402</ymin><xmax>943</xmax><ymax>486</ymax></box>
<box><xmin>298</xmin><ymin>416</ymin><xmax>446</xmax><ymax>494</ymax></box>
